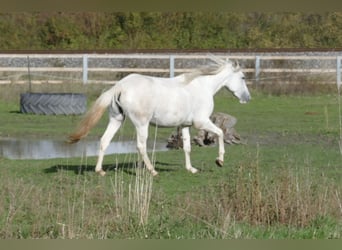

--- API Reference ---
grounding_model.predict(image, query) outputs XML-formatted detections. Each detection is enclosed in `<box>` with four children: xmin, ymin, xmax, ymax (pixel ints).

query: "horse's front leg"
<box><xmin>197</xmin><ymin>120</ymin><xmax>225</xmax><ymax>167</ymax></box>
<box><xmin>182</xmin><ymin>127</ymin><xmax>198</xmax><ymax>173</ymax></box>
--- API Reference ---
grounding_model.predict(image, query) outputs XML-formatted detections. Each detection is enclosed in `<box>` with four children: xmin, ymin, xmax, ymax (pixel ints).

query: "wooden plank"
<box><xmin>0</xmin><ymin>80</ymin><xmax>65</xmax><ymax>84</ymax></box>
<box><xmin>0</xmin><ymin>67</ymin><xmax>83</xmax><ymax>72</ymax></box>
<box><xmin>0</xmin><ymin>67</ymin><xmax>213</xmax><ymax>73</ymax></box>
<box><xmin>0</xmin><ymin>67</ymin><xmax>336</xmax><ymax>73</ymax></box>
<box><xmin>0</xmin><ymin>54</ymin><xmax>84</xmax><ymax>58</ymax></box>
<box><xmin>88</xmin><ymin>68</ymin><xmax>170</xmax><ymax>73</ymax></box>
<box><xmin>0</xmin><ymin>53</ymin><xmax>336</xmax><ymax>60</ymax></box>
<box><xmin>261</xmin><ymin>68</ymin><xmax>336</xmax><ymax>73</ymax></box>
<box><xmin>254</xmin><ymin>56</ymin><xmax>336</xmax><ymax>60</ymax></box>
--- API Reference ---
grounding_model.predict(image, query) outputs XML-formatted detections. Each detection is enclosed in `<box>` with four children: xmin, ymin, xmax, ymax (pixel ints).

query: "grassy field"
<box><xmin>0</xmin><ymin>83</ymin><xmax>341</xmax><ymax>239</ymax></box>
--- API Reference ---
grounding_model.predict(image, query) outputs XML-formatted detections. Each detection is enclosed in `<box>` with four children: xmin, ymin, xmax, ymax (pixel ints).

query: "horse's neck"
<box><xmin>199</xmin><ymin>67</ymin><xmax>230</xmax><ymax>95</ymax></box>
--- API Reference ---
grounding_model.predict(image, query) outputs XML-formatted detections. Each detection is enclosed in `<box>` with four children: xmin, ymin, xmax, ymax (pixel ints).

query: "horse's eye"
<box><xmin>242</xmin><ymin>76</ymin><xmax>245</xmax><ymax>80</ymax></box>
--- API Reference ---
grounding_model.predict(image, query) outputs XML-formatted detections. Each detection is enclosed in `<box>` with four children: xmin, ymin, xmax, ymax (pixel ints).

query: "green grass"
<box><xmin>0</xmin><ymin>83</ymin><xmax>341</xmax><ymax>239</ymax></box>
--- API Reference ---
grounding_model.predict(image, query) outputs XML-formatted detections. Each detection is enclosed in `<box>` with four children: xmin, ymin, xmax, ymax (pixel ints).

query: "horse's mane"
<box><xmin>178</xmin><ymin>55</ymin><xmax>235</xmax><ymax>84</ymax></box>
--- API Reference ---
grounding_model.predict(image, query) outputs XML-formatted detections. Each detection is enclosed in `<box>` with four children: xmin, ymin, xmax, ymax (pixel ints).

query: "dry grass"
<box><xmin>112</xmin><ymin>163</ymin><xmax>153</xmax><ymax>227</ymax></box>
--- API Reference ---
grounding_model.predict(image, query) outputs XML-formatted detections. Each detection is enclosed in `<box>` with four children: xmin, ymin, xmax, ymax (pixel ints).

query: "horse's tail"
<box><xmin>68</xmin><ymin>86</ymin><xmax>117</xmax><ymax>143</ymax></box>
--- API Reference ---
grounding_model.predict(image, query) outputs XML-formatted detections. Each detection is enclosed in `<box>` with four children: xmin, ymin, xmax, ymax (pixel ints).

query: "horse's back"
<box><xmin>117</xmin><ymin>73</ymin><xmax>194</xmax><ymax>126</ymax></box>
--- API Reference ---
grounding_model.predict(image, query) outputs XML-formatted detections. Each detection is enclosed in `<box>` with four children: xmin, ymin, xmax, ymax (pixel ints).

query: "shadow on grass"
<box><xmin>44</xmin><ymin>161</ymin><xmax>176</xmax><ymax>176</ymax></box>
<box><xmin>9</xmin><ymin>110</ymin><xmax>21</xmax><ymax>114</ymax></box>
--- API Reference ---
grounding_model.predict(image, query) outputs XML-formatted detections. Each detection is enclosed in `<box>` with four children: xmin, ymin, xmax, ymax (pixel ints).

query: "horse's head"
<box><xmin>225</xmin><ymin>61</ymin><xmax>251</xmax><ymax>104</ymax></box>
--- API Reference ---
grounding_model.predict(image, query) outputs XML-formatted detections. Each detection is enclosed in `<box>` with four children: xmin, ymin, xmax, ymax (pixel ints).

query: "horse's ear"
<box><xmin>233</xmin><ymin>60</ymin><xmax>240</xmax><ymax>71</ymax></box>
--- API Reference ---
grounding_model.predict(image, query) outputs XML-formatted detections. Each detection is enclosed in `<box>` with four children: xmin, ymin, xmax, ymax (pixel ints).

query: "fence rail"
<box><xmin>0</xmin><ymin>52</ymin><xmax>341</xmax><ymax>86</ymax></box>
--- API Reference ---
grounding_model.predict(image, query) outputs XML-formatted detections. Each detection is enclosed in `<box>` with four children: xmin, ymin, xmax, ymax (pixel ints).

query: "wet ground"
<box><xmin>0</xmin><ymin>132</ymin><xmax>338</xmax><ymax>160</ymax></box>
<box><xmin>0</xmin><ymin>138</ymin><xmax>168</xmax><ymax>160</ymax></box>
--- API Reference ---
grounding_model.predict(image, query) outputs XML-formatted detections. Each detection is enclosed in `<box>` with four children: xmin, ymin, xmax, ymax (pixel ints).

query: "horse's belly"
<box><xmin>150</xmin><ymin>117</ymin><xmax>192</xmax><ymax>127</ymax></box>
<box><xmin>150</xmin><ymin>109</ymin><xmax>192</xmax><ymax>127</ymax></box>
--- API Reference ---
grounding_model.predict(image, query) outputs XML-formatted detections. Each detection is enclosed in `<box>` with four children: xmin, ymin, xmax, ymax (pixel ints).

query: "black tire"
<box><xmin>20</xmin><ymin>93</ymin><xmax>87</xmax><ymax>115</ymax></box>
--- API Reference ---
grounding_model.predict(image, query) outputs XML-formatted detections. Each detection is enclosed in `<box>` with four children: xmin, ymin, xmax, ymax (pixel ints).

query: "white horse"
<box><xmin>69</xmin><ymin>58</ymin><xmax>251</xmax><ymax>176</ymax></box>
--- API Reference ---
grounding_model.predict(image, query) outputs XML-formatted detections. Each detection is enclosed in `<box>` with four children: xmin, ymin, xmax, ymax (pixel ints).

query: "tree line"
<box><xmin>1</xmin><ymin>12</ymin><xmax>342</xmax><ymax>50</ymax></box>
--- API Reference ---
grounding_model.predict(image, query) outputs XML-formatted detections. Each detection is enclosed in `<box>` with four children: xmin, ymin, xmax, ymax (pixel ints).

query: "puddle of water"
<box><xmin>0</xmin><ymin>138</ymin><xmax>168</xmax><ymax>160</ymax></box>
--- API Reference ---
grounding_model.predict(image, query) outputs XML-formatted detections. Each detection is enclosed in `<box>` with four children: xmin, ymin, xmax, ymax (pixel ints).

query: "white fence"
<box><xmin>0</xmin><ymin>52</ymin><xmax>341</xmax><ymax>87</ymax></box>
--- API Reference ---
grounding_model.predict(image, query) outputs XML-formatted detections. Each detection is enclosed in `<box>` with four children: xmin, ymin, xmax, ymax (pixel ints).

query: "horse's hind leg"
<box><xmin>136</xmin><ymin>124</ymin><xmax>158</xmax><ymax>176</ymax></box>
<box><xmin>95</xmin><ymin>116</ymin><xmax>123</xmax><ymax>176</ymax></box>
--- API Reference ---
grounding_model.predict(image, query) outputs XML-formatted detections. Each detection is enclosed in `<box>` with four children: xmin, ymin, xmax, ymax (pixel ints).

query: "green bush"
<box><xmin>1</xmin><ymin>12</ymin><xmax>342</xmax><ymax>50</ymax></box>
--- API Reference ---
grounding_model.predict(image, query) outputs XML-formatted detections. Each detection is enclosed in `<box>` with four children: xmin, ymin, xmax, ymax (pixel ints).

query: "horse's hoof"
<box><xmin>215</xmin><ymin>159</ymin><xmax>223</xmax><ymax>167</ymax></box>
<box><xmin>188</xmin><ymin>167</ymin><xmax>198</xmax><ymax>174</ymax></box>
<box><xmin>151</xmin><ymin>170</ymin><xmax>158</xmax><ymax>177</ymax></box>
<box><xmin>96</xmin><ymin>170</ymin><xmax>106</xmax><ymax>176</ymax></box>
<box><xmin>191</xmin><ymin>169</ymin><xmax>199</xmax><ymax>174</ymax></box>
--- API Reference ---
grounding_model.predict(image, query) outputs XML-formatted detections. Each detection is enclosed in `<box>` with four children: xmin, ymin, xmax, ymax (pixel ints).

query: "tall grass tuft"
<box><xmin>174</xmin><ymin>146</ymin><xmax>342</xmax><ymax>238</ymax></box>
<box><xmin>111</xmin><ymin>162</ymin><xmax>153</xmax><ymax>227</ymax></box>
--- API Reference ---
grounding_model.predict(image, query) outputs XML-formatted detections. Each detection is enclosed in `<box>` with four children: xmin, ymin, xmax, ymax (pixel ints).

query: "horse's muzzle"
<box><xmin>239</xmin><ymin>93</ymin><xmax>251</xmax><ymax>104</ymax></box>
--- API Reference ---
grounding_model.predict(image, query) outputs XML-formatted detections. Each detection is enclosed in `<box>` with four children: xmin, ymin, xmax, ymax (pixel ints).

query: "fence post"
<box><xmin>255</xmin><ymin>56</ymin><xmax>260</xmax><ymax>84</ymax></box>
<box><xmin>27</xmin><ymin>56</ymin><xmax>32</xmax><ymax>93</ymax></box>
<box><xmin>82</xmin><ymin>54</ymin><xmax>88</xmax><ymax>84</ymax></box>
<box><xmin>337</xmin><ymin>56</ymin><xmax>342</xmax><ymax>91</ymax></box>
<box><xmin>169</xmin><ymin>55</ymin><xmax>175</xmax><ymax>78</ymax></box>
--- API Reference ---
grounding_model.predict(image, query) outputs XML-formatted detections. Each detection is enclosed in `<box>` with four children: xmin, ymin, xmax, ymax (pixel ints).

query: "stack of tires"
<box><xmin>20</xmin><ymin>93</ymin><xmax>87</xmax><ymax>115</ymax></box>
